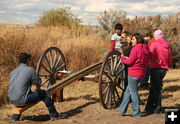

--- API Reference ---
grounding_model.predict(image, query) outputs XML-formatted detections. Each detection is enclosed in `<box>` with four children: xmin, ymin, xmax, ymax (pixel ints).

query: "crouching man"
<box><xmin>8</xmin><ymin>52</ymin><xmax>66</xmax><ymax>121</ymax></box>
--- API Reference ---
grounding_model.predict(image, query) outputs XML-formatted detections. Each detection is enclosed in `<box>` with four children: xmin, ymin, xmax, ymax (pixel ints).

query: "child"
<box><xmin>104</xmin><ymin>23</ymin><xmax>124</xmax><ymax>58</ymax></box>
<box><xmin>119</xmin><ymin>33</ymin><xmax>150</xmax><ymax>117</ymax></box>
<box><xmin>110</xmin><ymin>23</ymin><xmax>124</xmax><ymax>52</ymax></box>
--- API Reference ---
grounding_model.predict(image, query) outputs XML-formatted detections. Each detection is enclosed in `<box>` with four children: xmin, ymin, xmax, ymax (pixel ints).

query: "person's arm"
<box><xmin>110</xmin><ymin>41</ymin><xmax>115</xmax><ymax>51</ymax></box>
<box><xmin>168</xmin><ymin>47</ymin><xmax>173</xmax><ymax>66</ymax></box>
<box><xmin>30</xmin><ymin>68</ymin><xmax>42</xmax><ymax>89</ymax></box>
<box><xmin>110</xmin><ymin>34</ymin><xmax>116</xmax><ymax>51</ymax></box>
<box><xmin>149</xmin><ymin>43</ymin><xmax>156</xmax><ymax>62</ymax></box>
<box><xmin>121</xmin><ymin>48</ymin><xmax>137</xmax><ymax>66</ymax></box>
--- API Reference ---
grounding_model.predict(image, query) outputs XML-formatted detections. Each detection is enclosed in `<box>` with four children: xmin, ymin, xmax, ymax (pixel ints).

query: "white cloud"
<box><xmin>71</xmin><ymin>6</ymin><xmax>81</xmax><ymax>11</ymax></box>
<box><xmin>0</xmin><ymin>11</ymin><xmax>6</xmax><ymax>14</ymax></box>
<box><xmin>85</xmin><ymin>1</ymin><xmax>117</xmax><ymax>12</ymax></box>
<box><xmin>0</xmin><ymin>0</ymin><xmax>180</xmax><ymax>24</ymax></box>
<box><xmin>125</xmin><ymin>3</ymin><xmax>148</xmax><ymax>13</ymax></box>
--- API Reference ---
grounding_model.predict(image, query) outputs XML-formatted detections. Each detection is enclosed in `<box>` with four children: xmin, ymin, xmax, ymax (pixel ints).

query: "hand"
<box><xmin>36</xmin><ymin>86</ymin><xmax>40</xmax><ymax>90</ymax></box>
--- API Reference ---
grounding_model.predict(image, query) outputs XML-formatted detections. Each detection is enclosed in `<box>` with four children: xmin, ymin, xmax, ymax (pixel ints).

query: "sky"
<box><xmin>0</xmin><ymin>0</ymin><xmax>180</xmax><ymax>25</ymax></box>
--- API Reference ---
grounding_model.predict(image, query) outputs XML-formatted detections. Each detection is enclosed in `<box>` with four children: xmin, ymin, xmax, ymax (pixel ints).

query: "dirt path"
<box><xmin>0</xmin><ymin>69</ymin><xmax>180</xmax><ymax>124</ymax></box>
<box><xmin>44</xmin><ymin>103</ymin><xmax>166</xmax><ymax>124</ymax></box>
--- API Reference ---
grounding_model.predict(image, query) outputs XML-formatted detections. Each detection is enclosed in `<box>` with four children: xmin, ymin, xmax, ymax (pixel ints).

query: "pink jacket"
<box><xmin>149</xmin><ymin>38</ymin><xmax>173</xmax><ymax>70</ymax></box>
<box><xmin>121</xmin><ymin>44</ymin><xmax>150</xmax><ymax>79</ymax></box>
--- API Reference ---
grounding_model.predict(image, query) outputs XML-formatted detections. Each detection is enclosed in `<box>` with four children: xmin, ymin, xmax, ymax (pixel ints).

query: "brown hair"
<box><xmin>133</xmin><ymin>33</ymin><xmax>144</xmax><ymax>44</ymax></box>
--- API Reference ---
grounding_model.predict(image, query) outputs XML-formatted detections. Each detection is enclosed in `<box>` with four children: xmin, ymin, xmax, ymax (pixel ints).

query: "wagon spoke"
<box><xmin>53</xmin><ymin>51</ymin><xmax>57</xmax><ymax>68</ymax></box>
<box><xmin>41</xmin><ymin>64</ymin><xmax>52</xmax><ymax>74</ymax></box>
<box><xmin>103</xmin><ymin>71</ymin><xmax>113</xmax><ymax>82</ymax></box>
<box><xmin>115</xmin><ymin>59</ymin><xmax>122</xmax><ymax>73</ymax></box>
<box><xmin>104</xmin><ymin>87</ymin><xmax>110</xmax><ymax>104</ymax></box>
<box><xmin>104</xmin><ymin>62</ymin><xmax>112</xmax><ymax>76</ymax></box>
<box><xmin>110</xmin><ymin>56</ymin><xmax>114</xmax><ymax>74</ymax></box>
<box><xmin>109</xmin><ymin>85</ymin><xmax>112</xmax><ymax>108</ymax></box>
<box><xmin>39</xmin><ymin>74</ymin><xmax>50</xmax><ymax>78</ymax></box>
<box><xmin>114</xmin><ymin>55</ymin><xmax>118</xmax><ymax>70</ymax></box>
<box><xmin>49</xmin><ymin>50</ymin><xmax>53</xmax><ymax>68</ymax></box>
<box><xmin>101</xmin><ymin>81</ymin><xmax>111</xmax><ymax>84</ymax></box>
<box><xmin>112</xmin><ymin>87</ymin><xmax>116</xmax><ymax>106</ymax></box>
<box><xmin>40</xmin><ymin>78</ymin><xmax>50</xmax><ymax>87</ymax></box>
<box><xmin>47</xmin><ymin>81</ymin><xmax>53</xmax><ymax>88</ymax></box>
<box><xmin>102</xmin><ymin>83</ymin><xmax>110</xmax><ymax>95</ymax></box>
<box><xmin>54</xmin><ymin>55</ymin><xmax>62</xmax><ymax>68</ymax></box>
<box><xmin>56</xmin><ymin>64</ymin><xmax>65</xmax><ymax>72</ymax></box>
<box><xmin>114</xmin><ymin>87</ymin><xmax>120</xmax><ymax>100</ymax></box>
<box><xmin>45</xmin><ymin>55</ymin><xmax>52</xmax><ymax>70</ymax></box>
<box><xmin>116</xmin><ymin>66</ymin><xmax>125</xmax><ymax>76</ymax></box>
<box><xmin>116</xmin><ymin>84</ymin><xmax>125</xmax><ymax>91</ymax></box>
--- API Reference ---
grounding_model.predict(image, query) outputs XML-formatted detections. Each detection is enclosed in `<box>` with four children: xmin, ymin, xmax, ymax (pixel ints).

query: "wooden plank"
<box><xmin>47</xmin><ymin>61</ymin><xmax>103</xmax><ymax>95</ymax></box>
<box><xmin>12</xmin><ymin>103</ymin><xmax>36</xmax><ymax>114</ymax></box>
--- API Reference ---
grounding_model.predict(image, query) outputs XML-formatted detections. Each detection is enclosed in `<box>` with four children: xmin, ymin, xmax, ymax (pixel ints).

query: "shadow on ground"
<box><xmin>163</xmin><ymin>85</ymin><xmax>180</xmax><ymax>93</ymax></box>
<box><xmin>22</xmin><ymin>95</ymin><xmax>99</xmax><ymax>122</ymax></box>
<box><xmin>164</xmin><ymin>78</ymin><xmax>180</xmax><ymax>84</ymax></box>
<box><xmin>65</xmin><ymin>94</ymin><xmax>100</xmax><ymax>102</ymax></box>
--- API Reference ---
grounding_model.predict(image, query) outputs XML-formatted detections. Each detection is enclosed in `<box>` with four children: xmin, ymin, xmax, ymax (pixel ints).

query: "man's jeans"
<box><xmin>13</xmin><ymin>90</ymin><xmax>58</xmax><ymax>120</ymax></box>
<box><xmin>145</xmin><ymin>68</ymin><xmax>167</xmax><ymax>113</ymax></box>
<box><xmin>119</xmin><ymin>75</ymin><xmax>142</xmax><ymax>117</ymax></box>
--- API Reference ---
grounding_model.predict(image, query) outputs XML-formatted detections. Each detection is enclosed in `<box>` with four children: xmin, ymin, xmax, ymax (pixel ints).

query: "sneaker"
<box><xmin>154</xmin><ymin>111</ymin><xmax>162</xmax><ymax>114</ymax></box>
<box><xmin>144</xmin><ymin>109</ymin><xmax>154</xmax><ymax>114</ymax></box>
<box><xmin>50</xmin><ymin>113</ymin><xmax>67</xmax><ymax>121</ymax></box>
<box><xmin>131</xmin><ymin>114</ymin><xmax>141</xmax><ymax>117</ymax></box>
<box><xmin>139</xmin><ymin>100</ymin><xmax>145</xmax><ymax>105</ymax></box>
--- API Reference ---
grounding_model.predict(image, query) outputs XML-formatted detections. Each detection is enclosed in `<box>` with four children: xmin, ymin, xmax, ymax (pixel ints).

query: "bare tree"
<box><xmin>97</xmin><ymin>9</ymin><xmax>127</xmax><ymax>33</ymax></box>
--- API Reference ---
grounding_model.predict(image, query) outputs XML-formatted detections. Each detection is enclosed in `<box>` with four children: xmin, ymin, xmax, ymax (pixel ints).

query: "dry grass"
<box><xmin>0</xmin><ymin>25</ymin><xmax>108</xmax><ymax>72</ymax></box>
<box><xmin>0</xmin><ymin>24</ymin><xmax>109</xmax><ymax>107</ymax></box>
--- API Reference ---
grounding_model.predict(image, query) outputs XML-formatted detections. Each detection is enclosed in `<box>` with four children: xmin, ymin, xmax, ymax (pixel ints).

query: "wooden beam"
<box><xmin>47</xmin><ymin>61</ymin><xmax>103</xmax><ymax>95</ymax></box>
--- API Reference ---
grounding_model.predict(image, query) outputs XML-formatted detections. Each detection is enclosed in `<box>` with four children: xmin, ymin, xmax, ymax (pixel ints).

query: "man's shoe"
<box><xmin>154</xmin><ymin>111</ymin><xmax>162</xmax><ymax>114</ymax></box>
<box><xmin>139</xmin><ymin>100</ymin><xmax>145</xmax><ymax>105</ymax></box>
<box><xmin>50</xmin><ymin>113</ymin><xmax>67</xmax><ymax>121</ymax></box>
<box><xmin>144</xmin><ymin>109</ymin><xmax>154</xmax><ymax>114</ymax></box>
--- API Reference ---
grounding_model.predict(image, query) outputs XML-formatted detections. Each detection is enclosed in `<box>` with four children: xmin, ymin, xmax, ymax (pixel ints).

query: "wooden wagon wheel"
<box><xmin>36</xmin><ymin>47</ymin><xmax>66</xmax><ymax>101</ymax></box>
<box><xmin>99</xmin><ymin>50</ymin><xmax>126</xmax><ymax>109</ymax></box>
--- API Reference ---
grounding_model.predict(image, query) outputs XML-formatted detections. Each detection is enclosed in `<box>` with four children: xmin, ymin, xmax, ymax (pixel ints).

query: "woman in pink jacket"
<box><xmin>145</xmin><ymin>29</ymin><xmax>173</xmax><ymax>114</ymax></box>
<box><xmin>119</xmin><ymin>33</ymin><xmax>150</xmax><ymax>117</ymax></box>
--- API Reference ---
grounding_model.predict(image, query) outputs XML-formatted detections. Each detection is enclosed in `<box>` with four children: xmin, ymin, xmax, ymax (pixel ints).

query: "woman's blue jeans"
<box><xmin>119</xmin><ymin>75</ymin><xmax>142</xmax><ymax>117</ymax></box>
<box><xmin>145</xmin><ymin>68</ymin><xmax>167</xmax><ymax>113</ymax></box>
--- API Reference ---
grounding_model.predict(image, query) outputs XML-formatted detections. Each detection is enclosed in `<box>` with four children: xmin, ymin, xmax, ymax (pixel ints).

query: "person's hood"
<box><xmin>154</xmin><ymin>29</ymin><xmax>163</xmax><ymax>40</ymax></box>
<box><xmin>136</xmin><ymin>43</ymin><xmax>149</xmax><ymax>55</ymax></box>
<box><xmin>157</xmin><ymin>38</ymin><xmax>170</xmax><ymax>49</ymax></box>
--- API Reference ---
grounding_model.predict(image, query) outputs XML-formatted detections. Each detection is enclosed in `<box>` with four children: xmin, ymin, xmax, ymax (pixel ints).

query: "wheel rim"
<box><xmin>99</xmin><ymin>51</ymin><xmax>126</xmax><ymax>109</ymax></box>
<box><xmin>36</xmin><ymin>47</ymin><xmax>66</xmax><ymax>89</ymax></box>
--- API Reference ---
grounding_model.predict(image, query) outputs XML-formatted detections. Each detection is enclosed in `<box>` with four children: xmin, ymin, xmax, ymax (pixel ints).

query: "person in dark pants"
<box><xmin>145</xmin><ymin>29</ymin><xmax>173</xmax><ymax>114</ymax></box>
<box><xmin>8</xmin><ymin>52</ymin><xmax>66</xmax><ymax>121</ymax></box>
<box><xmin>140</xmin><ymin>30</ymin><xmax>157</xmax><ymax>88</ymax></box>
